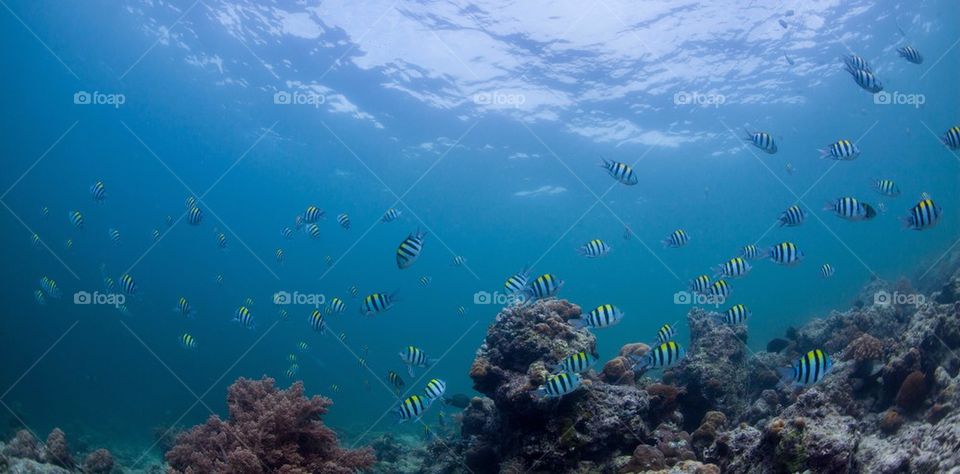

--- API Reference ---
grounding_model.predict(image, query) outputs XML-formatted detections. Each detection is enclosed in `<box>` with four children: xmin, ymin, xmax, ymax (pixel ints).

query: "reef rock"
<box><xmin>461</xmin><ymin>299</ymin><xmax>650</xmax><ymax>472</ymax></box>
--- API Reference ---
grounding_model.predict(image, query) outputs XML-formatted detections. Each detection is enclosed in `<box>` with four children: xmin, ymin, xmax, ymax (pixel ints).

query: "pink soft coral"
<box><xmin>165</xmin><ymin>377</ymin><xmax>374</xmax><ymax>473</ymax></box>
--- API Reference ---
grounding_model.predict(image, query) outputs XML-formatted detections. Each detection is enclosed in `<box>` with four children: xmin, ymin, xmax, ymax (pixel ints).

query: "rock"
<box><xmin>619</xmin><ymin>444</ymin><xmax>664</xmax><ymax>473</ymax></box>
<box><xmin>82</xmin><ymin>448</ymin><xmax>114</xmax><ymax>474</ymax></box>
<box><xmin>879</xmin><ymin>409</ymin><xmax>903</xmax><ymax>434</ymax></box>
<box><xmin>896</xmin><ymin>371</ymin><xmax>928</xmax><ymax>412</ymax></box>
<box><xmin>43</xmin><ymin>428</ymin><xmax>73</xmax><ymax>469</ymax></box>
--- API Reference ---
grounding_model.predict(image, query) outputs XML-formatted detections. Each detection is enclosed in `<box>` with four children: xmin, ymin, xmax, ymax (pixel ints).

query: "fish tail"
<box><xmin>569</xmin><ymin>318</ymin><xmax>588</xmax><ymax>329</ymax></box>
<box><xmin>817</xmin><ymin>148</ymin><xmax>831</xmax><ymax>159</ymax></box>
<box><xmin>776</xmin><ymin>367</ymin><xmax>795</xmax><ymax>383</ymax></box>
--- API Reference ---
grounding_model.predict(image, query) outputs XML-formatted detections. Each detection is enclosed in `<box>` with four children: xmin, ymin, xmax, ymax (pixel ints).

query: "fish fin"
<box><xmin>776</xmin><ymin>367</ymin><xmax>795</xmax><ymax>383</ymax></box>
<box><xmin>817</xmin><ymin>148</ymin><xmax>831</xmax><ymax>159</ymax></box>
<box><xmin>569</xmin><ymin>318</ymin><xmax>588</xmax><ymax>329</ymax></box>
<box><xmin>407</xmin><ymin>366</ymin><xmax>415</xmax><ymax>378</ymax></box>
<box><xmin>823</xmin><ymin>201</ymin><xmax>836</xmax><ymax>212</ymax></box>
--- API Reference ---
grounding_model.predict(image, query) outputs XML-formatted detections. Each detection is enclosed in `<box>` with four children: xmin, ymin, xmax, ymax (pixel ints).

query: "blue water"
<box><xmin>1</xmin><ymin>0</ymin><xmax>957</xmax><ymax>466</ymax></box>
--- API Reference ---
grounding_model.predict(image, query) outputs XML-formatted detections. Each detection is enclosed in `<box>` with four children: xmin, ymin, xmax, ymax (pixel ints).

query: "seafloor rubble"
<box><xmin>392</xmin><ymin>264</ymin><xmax>960</xmax><ymax>473</ymax></box>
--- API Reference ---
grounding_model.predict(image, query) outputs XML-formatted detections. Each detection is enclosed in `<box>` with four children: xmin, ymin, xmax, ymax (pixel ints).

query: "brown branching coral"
<box><xmin>165</xmin><ymin>376</ymin><xmax>374</xmax><ymax>473</ymax></box>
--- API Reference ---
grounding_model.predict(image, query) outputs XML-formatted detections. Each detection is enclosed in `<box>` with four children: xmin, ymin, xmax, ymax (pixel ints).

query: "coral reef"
<box><xmin>454</xmin><ymin>299</ymin><xmax>653</xmax><ymax>472</ymax></box>
<box><xmin>165</xmin><ymin>376</ymin><xmax>374</xmax><ymax>473</ymax></box>
<box><xmin>0</xmin><ymin>429</ymin><xmax>114</xmax><ymax>474</ymax></box>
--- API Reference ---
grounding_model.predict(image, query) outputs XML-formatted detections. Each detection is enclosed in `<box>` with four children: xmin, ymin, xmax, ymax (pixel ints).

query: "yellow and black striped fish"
<box><xmin>361</xmin><ymin>291</ymin><xmax>398</xmax><ymax>316</ymax></box>
<box><xmin>779</xmin><ymin>349</ymin><xmax>832</xmax><ymax>385</ymax></box>
<box><xmin>553</xmin><ymin>351</ymin><xmax>596</xmax><ymax>373</ymax></box>
<box><xmin>396</xmin><ymin>394</ymin><xmax>431</xmax><ymax>423</ymax></box>
<box><xmin>902</xmin><ymin>197</ymin><xmax>942</xmax><ymax>230</ymax></box>
<box><xmin>632</xmin><ymin>341</ymin><xmax>685</xmax><ymax>370</ymax></box>
<box><xmin>536</xmin><ymin>372</ymin><xmax>582</xmax><ymax>397</ymax></box>
<box><xmin>396</xmin><ymin>228</ymin><xmax>426</xmax><ymax>269</ymax></box>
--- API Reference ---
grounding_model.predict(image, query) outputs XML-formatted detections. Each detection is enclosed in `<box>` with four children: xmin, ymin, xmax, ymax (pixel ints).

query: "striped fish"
<box><xmin>504</xmin><ymin>265</ymin><xmax>530</xmax><ymax>293</ymax></box>
<box><xmin>108</xmin><ymin>228</ymin><xmax>121</xmax><ymax>245</ymax></box>
<box><xmin>180</xmin><ymin>333</ymin><xmax>197</xmax><ymax>350</ymax></box>
<box><xmin>740</xmin><ymin>244</ymin><xmax>762</xmax><ymax>260</ymax></box>
<box><xmin>215</xmin><ymin>274</ymin><xmax>224</xmax><ymax>285</ymax></box>
<box><xmin>185</xmin><ymin>196</ymin><xmax>196</xmax><ymax>209</ymax></box>
<box><xmin>843</xmin><ymin>54</ymin><xmax>872</xmax><ymax>73</ymax></box>
<box><xmin>419</xmin><ymin>276</ymin><xmax>432</xmax><ymax>288</ymax></box>
<box><xmin>233</xmin><ymin>306</ymin><xmax>254</xmax><ymax>329</ymax></box>
<box><xmin>187</xmin><ymin>206</ymin><xmax>203</xmax><ymax>225</ymax></box>
<box><xmin>451</xmin><ymin>255</ymin><xmax>467</xmax><ymax>266</ymax></box>
<box><xmin>34</xmin><ymin>289</ymin><xmax>46</xmax><ymax>306</ymax></box>
<box><xmin>281</xmin><ymin>227</ymin><xmax>294</xmax><ymax>239</ymax></box>
<box><xmin>903</xmin><ymin>198</ymin><xmax>942</xmax><ymax>230</ymax></box>
<box><xmin>819</xmin><ymin>139</ymin><xmax>860</xmax><ymax>160</ymax></box>
<box><xmin>165</xmin><ymin>215</ymin><xmax>173</xmax><ymax>227</ymax></box>
<box><xmin>398</xmin><ymin>346</ymin><xmax>434</xmax><ymax>377</ymax></box>
<box><xmin>388</xmin><ymin>371</ymin><xmax>405</xmax><ymax>392</ymax></box>
<box><xmin>303</xmin><ymin>206</ymin><xmax>324</xmax><ymax>223</ymax></box>
<box><xmin>275</xmin><ymin>248</ymin><xmax>284</xmax><ymax>263</ymax></box>
<box><xmin>779</xmin><ymin>205</ymin><xmax>805</xmax><ymax>226</ymax></box>
<box><xmin>297</xmin><ymin>341</ymin><xmax>310</xmax><ymax>352</ymax></box>
<box><xmin>294</xmin><ymin>214</ymin><xmax>304</xmax><ymax>229</ymax></box>
<box><xmin>277</xmin><ymin>308</ymin><xmax>288</xmax><ymax>321</ymax></box>
<box><xmin>845</xmin><ymin>66</ymin><xmax>883</xmax><ymax>93</ymax></box>
<box><xmin>215</xmin><ymin>231</ymin><xmax>227</xmax><ymax>249</ymax></box>
<box><xmin>338</xmin><ymin>332</ymin><xmax>346</xmax><ymax>342</ymax></box>
<box><xmin>744</xmin><ymin>130</ymin><xmax>778</xmax><ymax>154</ymax></box>
<box><xmin>152</xmin><ymin>228</ymin><xmax>161</xmax><ymax>241</ymax></box>
<box><xmin>349</xmin><ymin>285</ymin><xmax>359</xmax><ymax>297</ymax></box>
<box><xmin>720</xmin><ymin>304</ymin><xmax>750</xmax><ymax>325</ymax></box>
<box><xmin>554</xmin><ymin>351</ymin><xmax>596</xmax><ymax>373</ymax></box>
<box><xmin>457</xmin><ymin>305</ymin><xmax>467</xmax><ymax>316</ymax></box>
<box><xmin>779</xmin><ymin>349</ymin><xmax>832</xmax><ymax>385</ymax></box>
<box><xmin>768</xmin><ymin>242</ymin><xmax>803</xmax><ymax>265</ymax></box>
<box><xmin>361</xmin><ymin>291</ymin><xmax>397</xmax><ymax>316</ymax></box>
<box><xmin>689</xmin><ymin>274</ymin><xmax>711</xmax><ymax>294</ymax></box>
<box><xmin>577</xmin><ymin>239</ymin><xmax>611</xmax><ymax>258</ymax></box>
<box><xmin>382</xmin><ymin>208</ymin><xmax>402</xmax><ymax>223</ymax></box>
<box><xmin>41</xmin><ymin>206</ymin><xmax>49</xmax><ymax>216</ymax></box>
<box><xmin>526</xmin><ymin>273</ymin><xmax>563</xmax><ymax>299</ymax></box>
<box><xmin>336</xmin><ymin>213</ymin><xmax>350</xmax><ymax>229</ymax></box>
<box><xmin>327</xmin><ymin>297</ymin><xmax>345</xmax><ymax>314</ymax></box>
<box><xmin>897</xmin><ymin>45</ymin><xmax>923</xmax><ymax>64</ymax></box>
<box><xmin>662</xmin><ymin>229</ymin><xmax>689</xmax><ymax>248</ymax></box>
<box><xmin>600</xmin><ymin>158</ymin><xmax>638</xmax><ymax>185</ymax></box>
<box><xmin>820</xmin><ymin>263</ymin><xmax>835</xmax><ymax>278</ymax></box>
<box><xmin>396</xmin><ymin>228</ymin><xmax>427</xmax><ymax>269</ymax></box>
<box><xmin>39</xmin><ymin>276</ymin><xmax>61</xmax><ymax>298</ymax></box>
<box><xmin>396</xmin><ymin>395</ymin><xmax>431</xmax><ymax>423</ymax></box>
<box><xmin>90</xmin><ymin>181</ymin><xmax>106</xmax><ymax>202</ymax></box>
<box><xmin>305</xmin><ymin>223</ymin><xmax>321</xmax><ymax>239</ymax></box>
<box><xmin>174</xmin><ymin>297</ymin><xmax>196</xmax><ymax>317</ymax></box>
<box><xmin>571</xmin><ymin>304</ymin><xmax>624</xmax><ymax>329</ymax></box>
<box><xmin>310</xmin><ymin>309</ymin><xmax>326</xmax><ymax>333</ymax></box>
<box><xmin>714</xmin><ymin>257</ymin><xmax>751</xmax><ymax>278</ymax></box>
<box><xmin>424</xmin><ymin>378</ymin><xmax>447</xmax><ymax>400</ymax></box>
<box><xmin>68</xmin><ymin>210</ymin><xmax>84</xmax><ymax>229</ymax></box>
<box><xmin>942</xmin><ymin>126</ymin><xmax>960</xmax><ymax>150</ymax></box>
<box><xmin>656</xmin><ymin>323</ymin><xmax>677</xmax><ymax>345</ymax></box>
<box><xmin>708</xmin><ymin>279</ymin><xmax>731</xmax><ymax>299</ymax></box>
<box><xmin>330</xmin><ymin>384</ymin><xmax>341</xmax><ymax>393</ymax></box>
<box><xmin>873</xmin><ymin>179</ymin><xmax>901</xmax><ymax>197</ymax></box>
<box><xmin>824</xmin><ymin>197</ymin><xmax>877</xmax><ymax>221</ymax></box>
<box><xmin>324</xmin><ymin>255</ymin><xmax>333</xmax><ymax>266</ymax></box>
<box><xmin>119</xmin><ymin>274</ymin><xmax>137</xmax><ymax>295</ymax></box>
<box><xmin>536</xmin><ymin>372</ymin><xmax>583</xmax><ymax>397</ymax></box>
<box><xmin>631</xmin><ymin>341</ymin><xmax>685</xmax><ymax>371</ymax></box>
<box><xmin>31</xmin><ymin>233</ymin><xmax>40</xmax><ymax>248</ymax></box>
<box><xmin>64</xmin><ymin>239</ymin><xmax>73</xmax><ymax>250</ymax></box>
<box><xmin>287</xmin><ymin>353</ymin><xmax>298</xmax><ymax>363</ymax></box>
<box><xmin>285</xmin><ymin>365</ymin><xmax>299</xmax><ymax>378</ymax></box>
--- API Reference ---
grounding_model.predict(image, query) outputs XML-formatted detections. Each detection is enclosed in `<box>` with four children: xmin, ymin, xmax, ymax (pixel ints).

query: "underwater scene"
<box><xmin>1</xmin><ymin>1</ymin><xmax>959</xmax><ymax>473</ymax></box>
